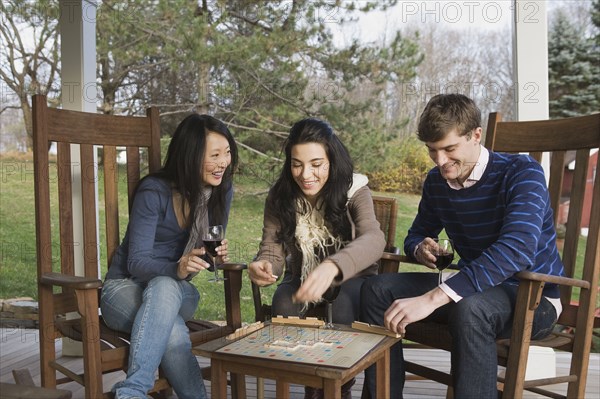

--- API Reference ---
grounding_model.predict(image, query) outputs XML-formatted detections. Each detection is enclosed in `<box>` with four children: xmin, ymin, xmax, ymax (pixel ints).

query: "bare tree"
<box><xmin>0</xmin><ymin>0</ymin><xmax>60</xmax><ymax>149</ymax></box>
<box><xmin>390</xmin><ymin>22</ymin><xmax>514</xmax><ymax>138</ymax></box>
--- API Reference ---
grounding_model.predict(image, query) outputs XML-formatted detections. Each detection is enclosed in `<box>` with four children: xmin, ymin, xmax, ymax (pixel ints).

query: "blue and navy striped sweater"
<box><xmin>404</xmin><ymin>151</ymin><xmax>565</xmax><ymax>299</ymax></box>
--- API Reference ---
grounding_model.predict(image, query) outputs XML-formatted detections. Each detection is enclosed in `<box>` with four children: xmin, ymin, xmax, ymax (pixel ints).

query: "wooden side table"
<box><xmin>193</xmin><ymin>324</ymin><xmax>400</xmax><ymax>399</ymax></box>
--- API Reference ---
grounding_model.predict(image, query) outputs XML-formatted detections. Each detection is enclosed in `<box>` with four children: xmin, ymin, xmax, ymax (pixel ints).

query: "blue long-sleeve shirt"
<box><xmin>105</xmin><ymin>176</ymin><xmax>232</xmax><ymax>282</ymax></box>
<box><xmin>404</xmin><ymin>151</ymin><xmax>565</xmax><ymax>299</ymax></box>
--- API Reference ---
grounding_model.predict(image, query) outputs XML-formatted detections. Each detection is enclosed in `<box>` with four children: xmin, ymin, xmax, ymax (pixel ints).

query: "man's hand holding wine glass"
<box><xmin>414</xmin><ymin>238</ymin><xmax>454</xmax><ymax>269</ymax></box>
<box><xmin>413</xmin><ymin>237</ymin><xmax>440</xmax><ymax>269</ymax></box>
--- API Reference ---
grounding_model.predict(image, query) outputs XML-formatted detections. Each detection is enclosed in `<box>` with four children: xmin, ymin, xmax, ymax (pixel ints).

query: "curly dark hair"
<box><xmin>268</xmin><ymin>118</ymin><xmax>354</xmax><ymax>243</ymax></box>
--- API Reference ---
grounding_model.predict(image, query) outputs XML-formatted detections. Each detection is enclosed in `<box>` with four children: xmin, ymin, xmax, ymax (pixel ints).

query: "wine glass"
<box><xmin>433</xmin><ymin>238</ymin><xmax>454</xmax><ymax>286</ymax></box>
<box><xmin>322</xmin><ymin>285</ymin><xmax>341</xmax><ymax>329</ymax></box>
<box><xmin>202</xmin><ymin>225</ymin><xmax>226</xmax><ymax>282</ymax></box>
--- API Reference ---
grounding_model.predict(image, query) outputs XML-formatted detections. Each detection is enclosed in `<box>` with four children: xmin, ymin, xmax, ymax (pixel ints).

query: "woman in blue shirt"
<box><xmin>100</xmin><ymin>114</ymin><xmax>238</xmax><ymax>399</ymax></box>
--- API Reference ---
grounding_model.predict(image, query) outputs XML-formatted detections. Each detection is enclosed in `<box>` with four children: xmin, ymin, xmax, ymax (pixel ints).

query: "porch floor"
<box><xmin>1</xmin><ymin>328</ymin><xmax>598</xmax><ymax>398</ymax></box>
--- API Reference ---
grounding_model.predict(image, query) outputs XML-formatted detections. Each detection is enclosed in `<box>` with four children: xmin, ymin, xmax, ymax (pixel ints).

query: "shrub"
<box><xmin>368</xmin><ymin>137</ymin><xmax>430</xmax><ymax>194</ymax></box>
<box><xmin>555</xmin><ymin>223</ymin><xmax>567</xmax><ymax>239</ymax></box>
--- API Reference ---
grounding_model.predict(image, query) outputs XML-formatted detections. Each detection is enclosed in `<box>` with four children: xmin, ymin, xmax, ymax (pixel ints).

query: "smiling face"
<box><xmin>291</xmin><ymin>142</ymin><xmax>330</xmax><ymax>205</ymax></box>
<box><xmin>202</xmin><ymin>131</ymin><xmax>231</xmax><ymax>186</ymax></box>
<box><xmin>426</xmin><ymin>127</ymin><xmax>482</xmax><ymax>185</ymax></box>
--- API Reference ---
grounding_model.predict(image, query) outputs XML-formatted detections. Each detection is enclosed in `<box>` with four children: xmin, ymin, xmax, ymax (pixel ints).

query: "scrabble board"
<box><xmin>216</xmin><ymin>324</ymin><xmax>386</xmax><ymax>368</ymax></box>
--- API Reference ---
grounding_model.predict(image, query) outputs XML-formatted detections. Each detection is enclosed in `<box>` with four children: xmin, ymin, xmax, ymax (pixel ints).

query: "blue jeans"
<box><xmin>100</xmin><ymin>276</ymin><xmax>206</xmax><ymax>399</ymax></box>
<box><xmin>360</xmin><ymin>273</ymin><xmax>557</xmax><ymax>399</ymax></box>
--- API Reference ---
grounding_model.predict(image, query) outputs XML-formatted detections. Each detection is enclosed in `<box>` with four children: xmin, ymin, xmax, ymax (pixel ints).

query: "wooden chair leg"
<box><xmin>76</xmin><ymin>289</ymin><xmax>104</xmax><ymax>398</ymax></box>
<box><xmin>155</xmin><ymin>368</ymin><xmax>173</xmax><ymax>398</ymax></box>
<box><xmin>230</xmin><ymin>373</ymin><xmax>246</xmax><ymax>399</ymax></box>
<box><xmin>12</xmin><ymin>369</ymin><xmax>35</xmax><ymax>386</ymax></box>
<box><xmin>257</xmin><ymin>377</ymin><xmax>265</xmax><ymax>399</ymax></box>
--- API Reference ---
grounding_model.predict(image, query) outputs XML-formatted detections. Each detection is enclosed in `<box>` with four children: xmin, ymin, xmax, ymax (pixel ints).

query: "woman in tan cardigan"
<box><xmin>248</xmin><ymin>118</ymin><xmax>386</xmax><ymax>399</ymax></box>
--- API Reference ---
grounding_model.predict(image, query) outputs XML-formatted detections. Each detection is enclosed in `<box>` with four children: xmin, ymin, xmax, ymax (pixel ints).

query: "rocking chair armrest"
<box><xmin>39</xmin><ymin>271</ymin><xmax>103</xmax><ymax>290</ymax></box>
<box><xmin>515</xmin><ymin>271</ymin><xmax>590</xmax><ymax>290</ymax></box>
<box><xmin>385</xmin><ymin>246</ymin><xmax>402</xmax><ymax>255</ymax></box>
<box><xmin>380</xmin><ymin>252</ymin><xmax>412</xmax><ymax>263</ymax></box>
<box><xmin>378</xmin><ymin>253</ymin><xmax>418</xmax><ymax>274</ymax></box>
<box><xmin>219</xmin><ymin>262</ymin><xmax>247</xmax><ymax>271</ymax></box>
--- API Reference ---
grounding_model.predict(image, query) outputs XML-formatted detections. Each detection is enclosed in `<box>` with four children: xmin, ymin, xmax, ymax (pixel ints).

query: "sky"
<box><xmin>330</xmin><ymin>0</ymin><xmax>582</xmax><ymax>46</ymax></box>
<box><xmin>332</xmin><ymin>0</ymin><xmax>513</xmax><ymax>46</ymax></box>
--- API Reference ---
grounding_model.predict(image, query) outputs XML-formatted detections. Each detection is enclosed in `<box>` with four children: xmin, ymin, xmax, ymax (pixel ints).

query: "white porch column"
<box><xmin>512</xmin><ymin>0</ymin><xmax>550</xmax><ymax>179</ymax></box>
<box><xmin>59</xmin><ymin>0</ymin><xmax>98</xmax><ymax>356</ymax></box>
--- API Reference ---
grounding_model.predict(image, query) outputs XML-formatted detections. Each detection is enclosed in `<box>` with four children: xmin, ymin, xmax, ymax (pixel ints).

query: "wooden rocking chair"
<box><xmin>384</xmin><ymin>112</ymin><xmax>600</xmax><ymax>398</ymax></box>
<box><xmin>32</xmin><ymin>94</ymin><xmax>246</xmax><ymax>398</ymax></box>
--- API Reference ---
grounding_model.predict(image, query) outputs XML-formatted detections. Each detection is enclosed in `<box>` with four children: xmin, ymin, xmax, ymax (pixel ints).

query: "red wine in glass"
<box><xmin>433</xmin><ymin>238</ymin><xmax>454</xmax><ymax>285</ymax></box>
<box><xmin>202</xmin><ymin>225</ymin><xmax>225</xmax><ymax>282</ymax></box>
<box><xmin>203</xmin><ymin>240</ymin><xmax>219</xmax><ymax>271</ymax></box>
<box><xmin>435</xmin><ymin>254</ymin><xmax>454</xmax><ymax>271</ymax></box>
<box><xmin>203</xmin><ymin>240</ymin><xmax>219</xmax><ymax>257</ymax></box>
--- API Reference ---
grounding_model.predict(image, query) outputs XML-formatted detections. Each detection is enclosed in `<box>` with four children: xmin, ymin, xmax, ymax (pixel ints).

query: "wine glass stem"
<box><xmin>212</xmin><ymin>254</ymin><xmax>220</xmax><ymax>280</ymax></box>
<box><xmin>438</xmin><ymin>270</ymin><xmax>443</xmax><ymax>286</ymax></box>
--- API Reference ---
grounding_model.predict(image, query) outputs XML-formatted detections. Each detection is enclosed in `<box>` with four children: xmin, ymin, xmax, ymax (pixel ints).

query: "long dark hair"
<box><xmin>268</xmin><ymin>118</ymin><xmax>353</xmax><ymax>243</ymax></box>
<box><xmin>154</xmin><ymin>113</ymin><xmax>238</xmax><ymax>227</ymax></box>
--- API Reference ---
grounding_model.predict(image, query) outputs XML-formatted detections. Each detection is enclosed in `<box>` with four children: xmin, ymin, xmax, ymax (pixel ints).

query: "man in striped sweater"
<box><xmin>361</xmin><ymin>94</ymin><xmax>564</xmax><ymax>398</ymax></box>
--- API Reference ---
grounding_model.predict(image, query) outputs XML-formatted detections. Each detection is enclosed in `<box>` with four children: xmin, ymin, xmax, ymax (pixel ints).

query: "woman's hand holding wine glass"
<box><xmin>203</xmin><ymin>224</ymin><xmax>227</xmax><ymax>282</ymax></box>
<box><xmin>177</xmin><ymin>248</ymin><xmax>211</xmax><ymax>279</ymax></box>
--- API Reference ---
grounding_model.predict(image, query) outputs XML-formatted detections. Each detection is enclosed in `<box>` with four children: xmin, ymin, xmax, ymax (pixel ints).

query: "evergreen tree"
<box><xmin>588</xmin><ymin>0</ymin><xmax>600</xmax><ymax>113</ymax></box>
<box><xmin>94</xmin><ymin>0</ymin><xmax>423</xmax><ymax>173</ymax></box>
<box><xmin>592</xmin><ymin>0</ymin><xmax>600</xmax><ymax>44</ymax></box>
<box><xmin>548</xmin><ymin>10</ymin><xmax>599</xmax><ymax>118</ymax></box>
<box><xmin>2</xmin><ymin>0</ymin><xmax>423</xmax><ymax>169</ymax></box>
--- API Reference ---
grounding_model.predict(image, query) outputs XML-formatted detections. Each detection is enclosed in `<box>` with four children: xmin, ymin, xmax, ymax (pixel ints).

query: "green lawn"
<box><xmin>0</xmin><ymin>154</ymin><xmax>420</xmax><ymax>323</ymax></box>
<box><xmin>0</xmin><ymin>156</ymin><xmax>39</xmax><ymax>299</ymax></box>
<box><xmin>0</xmin><ymin>153</ymin><xmax>594</xmax><ymax>343</ymax></box>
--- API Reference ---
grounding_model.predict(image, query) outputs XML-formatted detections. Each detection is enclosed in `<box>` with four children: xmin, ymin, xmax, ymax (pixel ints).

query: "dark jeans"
<box><xmin>272</xmin><ymin>271</ymin><xmax>367</xmax><ymax>325</ymax></box>
<box><xmin>360</xmin><ymin>272</ymin><xmax>557</xmax><ymax>399</ymax></box>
